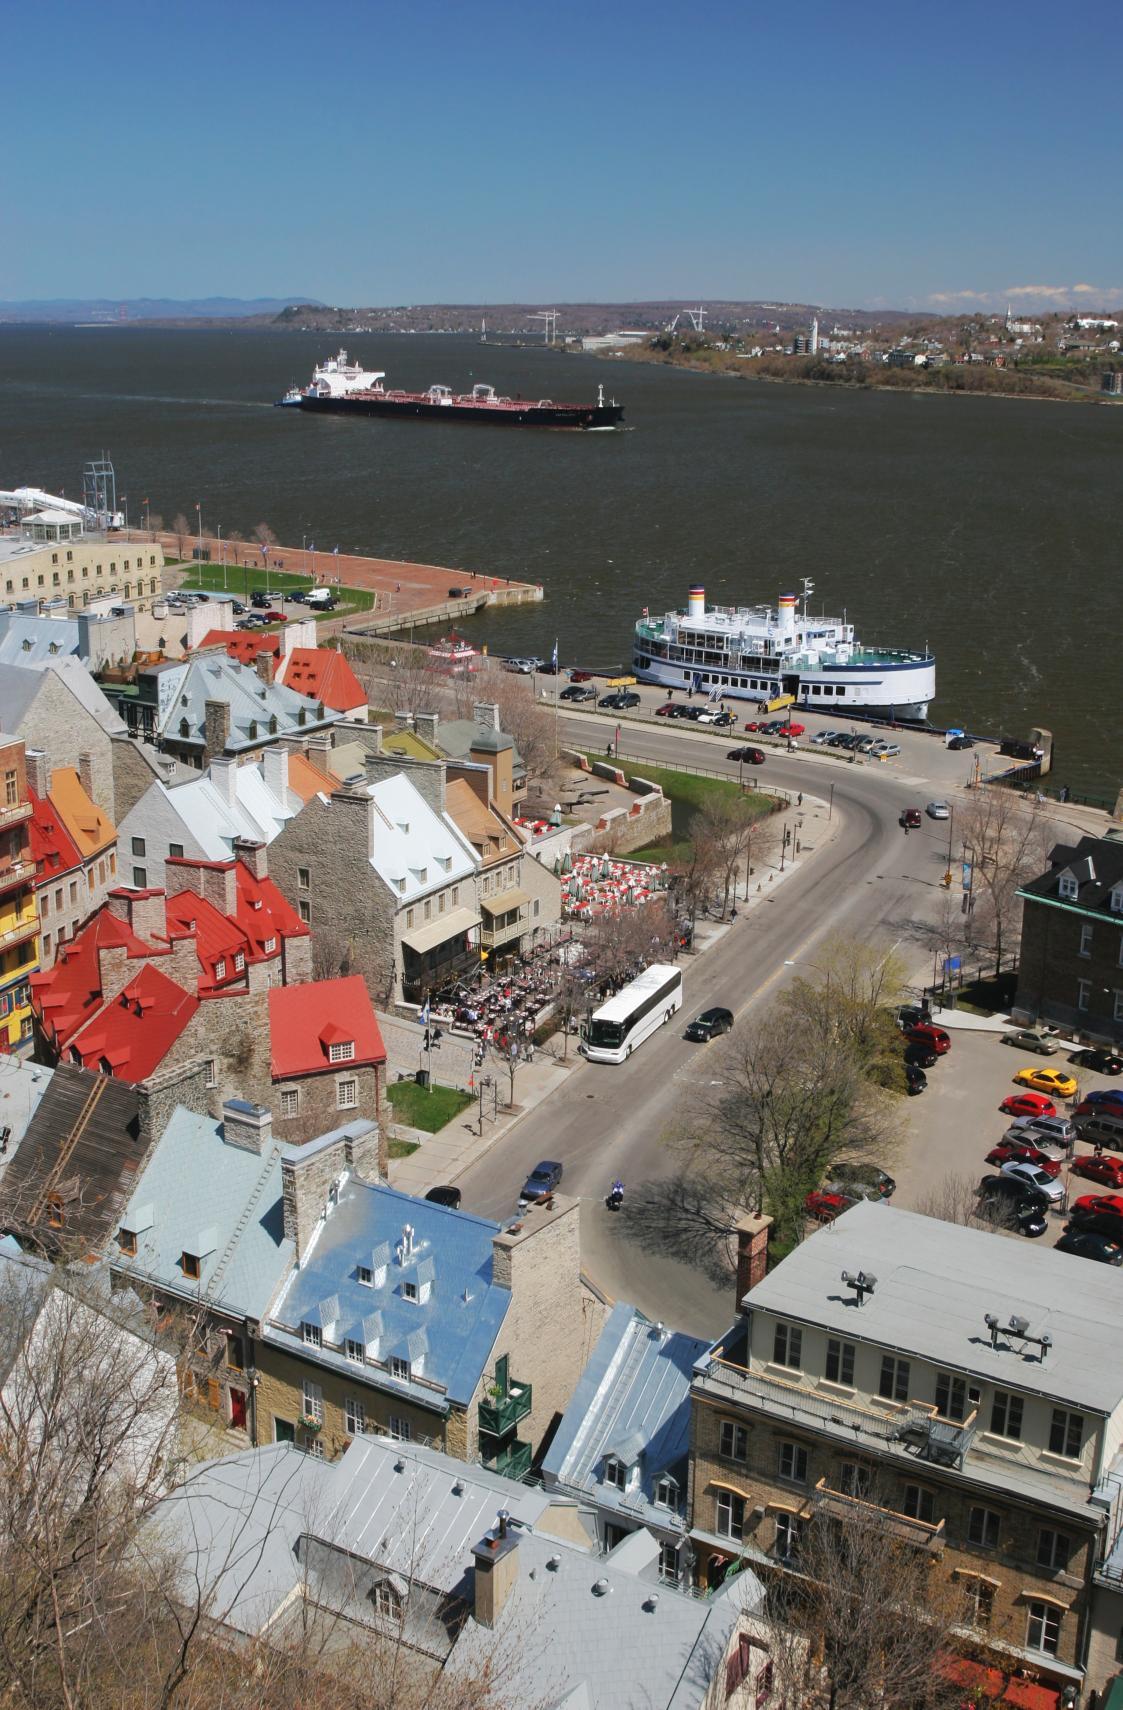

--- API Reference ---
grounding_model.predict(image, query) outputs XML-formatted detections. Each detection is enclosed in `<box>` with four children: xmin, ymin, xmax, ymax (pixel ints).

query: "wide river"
<box><xmin>1</xmin><ymin>327</ymin><xmax>1120</xmax><ymax>797</ymax></box>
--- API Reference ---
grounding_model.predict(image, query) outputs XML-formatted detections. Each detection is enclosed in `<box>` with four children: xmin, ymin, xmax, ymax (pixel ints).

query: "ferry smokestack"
<box><xmin>687</xmin><ymin>585</ymin><xmax>705</xmax><ymax>622</ymax></box>
<box><xmin>777</xmin><ymin>592</ymin><xmax>797</xmax><ymax>637</ymax></box>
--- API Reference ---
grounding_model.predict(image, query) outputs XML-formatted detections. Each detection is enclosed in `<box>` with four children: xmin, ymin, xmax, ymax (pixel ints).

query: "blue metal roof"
<box><xmin>265</xmin><ymin>1178</ymin><xmax>510</xmax><ymax>1407</ymax></box>
<box><xmin>542</xmin><ymin>1302</ymin><xmax>709</xmax><ymax>1530</ymax></box>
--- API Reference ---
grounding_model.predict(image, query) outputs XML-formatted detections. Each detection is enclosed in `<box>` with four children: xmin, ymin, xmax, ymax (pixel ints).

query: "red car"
<box><xmin>262</xmin><ymin>609</ymin><xmax>286</xmax><ymax>622</ymax></box>
<box><xmin>906</xmin><ymin>1022</ymin><xmax>951</xmax><ymax>1056</ymax></box>
<box><xmin>1001</xmin><ymin>1092</ymin><xmax>1057</xmax><ymax>1119</ymax></box>
<box><xmin>569</xmin><ymin>669</ymin><xmax>592</xmax><ymax>683</ymax></box>
<box><xmin>1071</xmin><ymin>1154</ymin><xmax>1123</xmax><ymax>1189</ymax></box>
<box><xmin>1071</xmin><ymin>1192</ymin><xmax>1123</xmax><ymax>1222</ymax></box>
<box><xmin>985</xmin><ymin>1139</ymin><xmax>1063</xmax><ymax>1177</ymax></box>
<box><xmin>783</xmin><ymin>722</ymin><xmax>806</xmax><ymax>737</ymax></box>
<box><xmin>656</xmin><ymin>702</ymin><xmax>678</xmax><ymax>716</ymax></box>
<box><xmin>804</xmin><ymin>1188</ymin><xmax>859</xmax><ymax>1223</ymax></box>
<box><xmin>744</xmin><ymin>719</ymin><xmax>764</xmax><ymax>732</ymax></box>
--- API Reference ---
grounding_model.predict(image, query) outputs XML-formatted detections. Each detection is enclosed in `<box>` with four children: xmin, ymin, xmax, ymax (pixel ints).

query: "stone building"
<box><xmin>0</xmin><ymin>525</ymin><xmax>164</xmax><ymax>613</ymax></box>
<box><xmin>27</xmin><ymin>750</ymin><xmax>118</xmax><ymax>967</ymax></box>
<box><xmin>267</xmin><ymin>976</ymin><xmax>386</xmax><ymax>1152</ymax></box>
<box><xmin>256</xmin><ymin>1138</ymin><xmax>604</xmax><ymax>1468</ymax></box>
<box><xmin>1014</xmin><ymin>834</ymin><xmax>1123</xmax><ymax>1046</ymax></box>
<box><xmin>106</xmin><ymin>655</ymin><xmax>341</xmax><ymax>766</ymax></box>
<box><xmin>688</xmin><ymin>1198</ymin><xmax>1123</xmax><ymax>1699</ymax></box>
<box><xmin>0</xmin><ymin>658</ymin><xmax>124</xmax><ymax>819</ymax></box>
<box><xmin>116</xmin><ymin>747</ymin><xmax>307</xmax><ymax>885</ymax></box>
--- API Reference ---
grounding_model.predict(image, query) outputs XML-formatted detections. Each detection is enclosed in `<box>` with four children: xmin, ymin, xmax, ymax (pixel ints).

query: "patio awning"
<box><xmin>400</xmin><ymin>907</ymin><xmax>481</xmax><ymax>956</ymax></box>
<box><xmin>480</xmin><ymin>888</ymin><xmax>530</xmax><ymax>916</ymax></box>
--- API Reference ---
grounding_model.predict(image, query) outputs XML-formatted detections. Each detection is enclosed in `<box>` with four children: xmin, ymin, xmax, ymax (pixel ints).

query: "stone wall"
<box><xmin>484</xmin><ymin>1196</ymin><xmax>608</xmax><ymax>1463</ymax></box>
<box><xmin>271</xmin><ymin>1063</ymin><xmax>384</xmax><ymax>1155</ymax></box>
<box><xmin>252</xmin><ymin>1335</ymin><xmax>457</xmax><ymax>1459</ymax></box>
<box><xmin>11</xmin><ymin>671</ymin><xmax>116</xmax><ymax>819</ymax></box>
<box><xmin>0</xmin><ymin>537</ymin><xmax>165</xmax><ymax>614</ymax></box>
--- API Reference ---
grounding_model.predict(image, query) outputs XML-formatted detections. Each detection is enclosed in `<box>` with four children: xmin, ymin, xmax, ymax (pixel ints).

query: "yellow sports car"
<box><xmin>1014</xmin><ymin>1066</ymin><xmax>1078</xmax><ymax>1098</ymax></box>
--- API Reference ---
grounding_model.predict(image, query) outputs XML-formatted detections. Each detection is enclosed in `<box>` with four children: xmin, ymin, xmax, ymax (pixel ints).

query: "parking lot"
<box><xmin>891</xmin><ymin>1021</ymin><xmax>1122</xmax><ymax>1249</ymax></box>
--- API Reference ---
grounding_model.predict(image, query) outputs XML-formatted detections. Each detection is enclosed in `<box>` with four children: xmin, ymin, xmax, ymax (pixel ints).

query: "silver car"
<box><xmin>1000</xmin><ymin>1160</ymin><xmax>1065</xmax><ymax>1202</ymax></box>
<box><xmin>1001</xmin><ymin>1029</ymin><xmax>1058</xmax><ymax>1056</ymax></box>
<box><xmin>926</xmin><ymin>801</ymin><xmax>951</xmax><ymax>820</ymax></box>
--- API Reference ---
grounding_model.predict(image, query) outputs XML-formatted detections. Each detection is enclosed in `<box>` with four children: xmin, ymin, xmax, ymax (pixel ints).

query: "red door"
<box><xmin>229</xmin><ymin>1388</ymin><xmax>248</xmax><ymax>1430</ymax></box>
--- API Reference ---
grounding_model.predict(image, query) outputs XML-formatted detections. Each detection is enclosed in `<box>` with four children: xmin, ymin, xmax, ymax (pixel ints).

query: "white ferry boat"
<box><xmin>276</xmin><ymin>348</ymin><xmax>385</xmax><ymax>406</ymax></box>
<box><xmin>633</xmin><ymin>581</ymin><xmax>935</xmax><ymax>719</ymax></box>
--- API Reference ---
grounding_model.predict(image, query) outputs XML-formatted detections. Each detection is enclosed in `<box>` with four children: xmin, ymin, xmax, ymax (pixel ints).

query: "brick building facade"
<box><xmin>1014</xmin><ymin>835</ymin><xmax>1123</xmax><ymax>1046</ymax></box>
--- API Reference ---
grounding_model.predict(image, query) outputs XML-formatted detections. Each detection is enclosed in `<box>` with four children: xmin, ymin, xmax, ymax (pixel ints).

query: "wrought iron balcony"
<box><xmin>484</xmin><ymin>1438</ymin><xmax>532</xmax><ymax>1481</ymax></box>
<box><xmin>479</xmin><ymin>1379</ymin><xmax>532</xmax><ymax>1440</ymax></box>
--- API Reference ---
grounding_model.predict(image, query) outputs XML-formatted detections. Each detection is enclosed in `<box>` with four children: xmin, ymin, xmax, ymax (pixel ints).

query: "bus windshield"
<box><xmin>586</xmin><ymin>1018</ymin><xmax>626</xmax><ymax>1049</ymax></box>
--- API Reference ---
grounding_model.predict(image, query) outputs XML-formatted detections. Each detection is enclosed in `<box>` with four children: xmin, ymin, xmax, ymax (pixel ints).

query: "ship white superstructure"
<box><xmin>633</xmin><ymin>583</ymin><xmax>935</xmax><ymax>718</ymax></box>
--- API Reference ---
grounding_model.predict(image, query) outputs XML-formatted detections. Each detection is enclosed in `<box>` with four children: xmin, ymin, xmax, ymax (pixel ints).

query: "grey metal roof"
<box><xmin>742</xmin><ymin>1199</ymin><xmax>1123</xmax><ymax>1415</ymax></box>
<box><xmin>265</xmin><ymin>1177</ymin><xmax>510</xmax><ymax>1406</ymax></box>
<box><xmin>151</xmin><ymin>656</ymin><xmax>340</xmax><ymax>750</ymax></box>
<box><xmin>112</xmin><ymin>1105</ymin><xmax>293</xmax><ymax>1317</ymax></box>
<box><xmin>541</xmin><ymin>1302</ymin><xmax>709</xmax><ymax>1529</ymax></box>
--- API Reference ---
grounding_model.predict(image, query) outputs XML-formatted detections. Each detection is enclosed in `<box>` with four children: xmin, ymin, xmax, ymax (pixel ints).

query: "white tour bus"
<box><xmin>581</xmin><ymin>963</ymin><xmax>684</xmax><ymax>1063</ymax></box>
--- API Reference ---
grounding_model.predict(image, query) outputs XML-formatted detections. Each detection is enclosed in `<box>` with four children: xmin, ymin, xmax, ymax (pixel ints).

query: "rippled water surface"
<box><xmin>1</xmin><ymin>327</ymin><xmax>1120</xmax><ymax>795</ymax></box>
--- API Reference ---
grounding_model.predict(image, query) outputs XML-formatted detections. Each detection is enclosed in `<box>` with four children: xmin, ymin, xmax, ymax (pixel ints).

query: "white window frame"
<box><xmin>654</xmin><ymin>1474</ymin><xmax>679</xmax><ymax>1510</ymax></box>
<box><xmin>329</xmin><ymin>1039</ymin><xmax>356</xmax><ymax>1063</ymax></box>
<box><xmin>1079</xmin><ymin>922</ymin><xmax>1094</xmax><ymax>958</ymax></box>
<box><xmin>777</xmin><ymin>1440</ymin><xmax>808</xmax><ymax>1485</ymax></box>
<box><xmin>279</xmin><ymin>1087</ymin><xmax>299</xmax><ymax>1118</ymax></box>
<box><xmin>967</xmin><ymin>1506</ymin><xmax>1000</xmax><ymax>1549</ymax></box>
<box><xmin>337</xmin><ymin>1077</ymin><xmax>358</xmax><ymax>1110</ymax></box>
<box><xmin>1026</xmin><ymin>1600</ymin><xmax>1061</xmax><ymax>1656</ymax></box>
<box><xmin>302</xmin><ymin>1321</ymin><xmax>322</xmax><ymax>1349</ymax></box>
<box><xmin>1077</xmin><ymin>978</ymin><xmax>1091</xmax><ymax>1012</ymax></box>
<box><xmin>389</xmin><ymin>1356</ymin><xmax>410</xmax><ymax>1382</ymax></box>
<box><xmin>774</xmin><ymin>1511</ymin><xmax>802</xmax><ymax>1561</ymax></box>
<box><xmin>825</xmin><ymin>1337</ymin><xmax>855</xmax><ymax>1387</ymax></box>
<box><xmin>719</xmin><ymin>1419</ymin><xmax>748</xmax><ymax>1462</ymax></box>
<box><xmin>389</xmin><ymin>1415</ymin><xmax>411</xmax><ymax>1441</ymax></box>
<box><xmin>345</xmin><ymin>1338</ymin><xmax>364</xmax><ymax>1364</ymax></box>
<box><xmin>902</xmin><ymin>1484</ymin><xmax>936</xmax><ymax>1525</ymax></box>
<box><xmin>715</xmin><ymin>1490</ymin><xmax>745</xmax><ymax>1541</ymax></box>
<box><xmin>604</xmin><ymin>1457</ymin><xmax>627</xmax><ymax>1491</ymax></box>
<box><xmin>345</xmin><ymin>1395</ymin><xmax>365</xmax><ymax>1436</ymax></box>
<box><xmin>1058</xmin><ymin>874</ymin><xmax>1078</xmax><ymax>900</ymax></box>
<box><xmin>1037</xmin><ymin>1527</ymin><xmax>1070</xmax><ymax>1571</ymax></box>
<box><xmin>301</xmin><ymin>1379</ymin><xmax>323</xmax><ymax>1424</ymax></box>
<box><xmin>373</xmin><ymin>1581</ymin><xmax>400</xmax><ymax>1621</ymax></box>
<box><xmin>1049</xmin><ymin>1407</ymin><xmax>1083</xmax><ymax>1460</ymax></box>
<box><xmin>204</xmin><ymin>1059</ymin><xmax>217</xmax><ymax>1088</ymax></box>
<box><xmin>772</xmin><ymin>1321</ymin><xmax>802</xmax><ymax>1370</ymax></box>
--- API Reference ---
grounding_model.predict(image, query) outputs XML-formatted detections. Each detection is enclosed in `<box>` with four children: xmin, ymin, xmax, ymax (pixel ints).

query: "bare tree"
<box><xmin>227</xmin><ymin>528</ymin><xmax>245</xmax><ymax>568</ymax></box>
<box><xmin>147</xmin><ymin>510</ymin><xmax>164</xmax><ymax>541</ymax></box>
<box><xmin>470</xmin><ymin>667</ymin><xmax>559</xmax><ymax>793</ymax></box>
<box><xmin>253</xmin><ymin>521</ymin><xmax>279</xmax><ymax>563</ymax></box>
<box><xmin>692</xmin><ymin>795</ymin><xmax>776</xmax><ymax>918</ymax></box>
<box><xmin>171</xmin><ymin>513</ymin><xmax>191</xmax><ymax>561</ymax></box>
<box><xmin>311</xmin><ymin>926</ymin><xmax>354</xmax><ymax>983</ymax></box>
<box><xmin>956</xmin><ymin>789</ymin><xmax>1050</xmax><ymax>975</ymax></box>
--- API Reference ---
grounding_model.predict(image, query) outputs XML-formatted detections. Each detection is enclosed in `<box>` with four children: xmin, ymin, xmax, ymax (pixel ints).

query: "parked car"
<box><xmin>447</xmin><ymin>586</ymin><xmax>469</xmax><ymax>599</ymax></box>
<box><xmin>1071</xmin><ymin>1048</ymin><xmax>1123</xmax><ymax>1076</ymax></box>
<box><xmin>1014</xmin><ymin>1067</ymin><xmax>1078</xmax><ymax>1098</ymax></box>
<box><xmin>905</xmin><ymin>1022</ymin><xmax>951</xmax><ymax>1055</ymax></box>
<box><xmin>876</xmin><ymin>743</ymin><xmax>901</xmax><ymax>758</ymax></box>
<box><xmin>830</xmin><ymin>1163</ymin><xmax>896</xmax><ymax>1198</ymax></box>
<box><xmin>656</xmin><ymin>702</ymin><xmax>678</xmax><ymax>716</ymax></box>
<box><xmin>899</xmin><ymin>808</ymin><xmax>923</xmax><ymax>829</ymax></box>
<box><xmin>520</xmin><ymin>1160</ymin><xmax>563</xmax><ymax>1203</ymax></box>
<box><xmin>947</xmin><ymin>735</ymin><xmax>975</xmax><ymax>750</ymax></box>
<box><xmin>727</xmin><ymin>746</ymin><xmax>766</xmax><ymax>765</ymax></box>
<box><xmin>804</xmin><ymin>1188</ymin><xmax>860</xmax><ymax>1223</ymax></box>
<box><xmin>904</xmin><ymin>1042</ymin><xmax>938</xmax><ymax>1069</ymax></box>
<box><xmin>1069</xmin><ymin>1154</ymin><xmax>1123</xmax><ymax>1189</ymax></box>
<box><xmin>598</xmin><ymin>691</ymin><xmax>640</xmax><ymax>709</ymax></box>
<box><xmin>424</xmin><ymin>1184</ymin><xmax>462</xmax><ymax>1210</ymax></box>
<box><xmin>685</xmin><ymin>1007</ymin><xmax>734</xmax><ymax>1042</ymax></box>
<box><xmin>1001</xmin><ymin>1028</ymin><xmax>1058</xmax><ymax>1056</ymax></box>
<box><xmin>505</xmin><ymin>657</ymin><xmax>536</xmax><ymax>674</ymax></box>
<box><xmin>1078</xmin><ymin>1090</ymin><xmax>1123</xmax><ymax>1113</ymax></box>
<box><xmin>905</xmin><ymin>1064</ymin><xmax>928</xmax><ymax>1095</ymax></box>
<box><xmin>560</xmin><ymin>684</ymin><xmax>596</xmax><ymax>701</ymax></box>
<box><xmin>1070</xmin><ymin>1191</ymin><xmax>1123</xmax><ymax>1224</ymax></box>
<box><xmin>810</xmin><ymin>730</ymin><xmax>836</xmax><ymax>745</ymax></box>
<box><xmin>1013</xmin><ymin>1115</ymin><xmax>1076</xmax><ymax>1149</ymax></box>
<box><xmin>1054</xmin><ymin>1230</ymin><xmax>1123</xmax><ymax>1265</ymax></box>
<box><xmin>782</xmin><ymin>722</ymin><xmax>806</xmax><ymax>737</ymax></box>
<box><xmin>230</xmin><ymin>599</ymin><xmax>246</xmax><ymax>614</ymax></box>
<box><xmin>926</xmin><ymin>801</ymin><xmax>951</xmax><ymax>820</ymax></box>
<box><xmin>986</xmin><ymin>1139</ymin><xmax>1063</xmax><ymax>1177</ymax></box>
<box><xmin>896</xmin><ymin>1004</ymin><xmax>928</xmax><ymax>1031</ymax></box>
<box><xmin>569</xmin><ymin>669</ymin><xmax>593</xmax><ymax>682</ymax></box>
<box><xmin>976</xmin><ymin>1176</ymin><xmax>1050</xmax><ymax>1236</ymax></box>
<box><xmin>712</xmin><ymin>710</ymin><xmax>736</xmax><ymax>727</ymax></box>
<box><xmin>999</xmin><ymin>1160</ymin><xmax>1065</xmax><ymax>1203</ymax></box>
<box><xmin>262</xmin><ymin>609</ymin><xmax>286</xmax><ymax>622</ymax></box>
<box><xmin>1000</xmin><ymin>1091</ymin><xmax>1057</xmax><ymax>1119</ymax></box>
<box><xmin>287</xmin><ymin>590</ymin><xmax>307</xmax><ymax>603</ymax></box>
<box><xmin>251</xmin><ymin>590</ymin><xmax>277</xmax><ymax>608</ymax></box>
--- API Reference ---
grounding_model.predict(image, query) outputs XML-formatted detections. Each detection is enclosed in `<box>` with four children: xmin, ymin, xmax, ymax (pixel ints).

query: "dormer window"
<box><xmin>328</xmin><ymin>1039</ymin><xmax>355</xmax><ymax>1064</ymax></box>
<box><xmin>181</xmin><ymin>1252</ymin><xmax>201</xmax><ymax>1280</ymax></box>
<box><xmin>233</xmin><ymin>952</ymin><xmax>245</xmax><ymax>972</ymax></box>
<box><xmin>403</xmin><ymin>1280</ymin><xmax>418</xmax><ymax>1302</ymax></box>
<box><xmin>302</xmin><ymin>1321</ymin><xmax>323</xmax><ymax>1349</ymax></box>
<box><xmin>604</xmin><ymin>1457</ymin><xmax>627</xmax><ymax>1491</ymax></box>
<box><xmin>118</xmin><ymin>1229</ymin><xmax>137</xmax><ymax>1257</ymax></box>
<box><xmin>1058</xmin><ymin>873</ymin><xmax>1078</xmax><ymax>901</ymax></box>
<box><xmin>264</xmin><ymin>936</ymin><xmax>277</xmax><ymax>953</ymax></box>
<box><xmin>215</xmin><ymin>957</ymin><xmax>227</xmax><ymax>980</ymax></box>
<box><xmin>655</xmin><ymin>1475</ymin><xmax>679</xmax><ymax>1510</ymax></box>
<box><xmin>389</xmin><ymin>1356</ymin><xmax>410</xmax><ymax>1382</ymax></box>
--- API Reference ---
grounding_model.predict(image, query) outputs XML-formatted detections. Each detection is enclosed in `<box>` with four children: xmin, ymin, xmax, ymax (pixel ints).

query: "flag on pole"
<box><xmin>333</xmin><ymin>545</ymin><xmax>339</xmax><ymax>556</ymax></box>
<box><xmin>551</xmin><ymin>639</ymin><xmax>558</xmax><ymax>670</ymax></box>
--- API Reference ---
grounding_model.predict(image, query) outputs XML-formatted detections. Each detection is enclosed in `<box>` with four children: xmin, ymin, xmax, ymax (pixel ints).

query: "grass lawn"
<box><xmin>581</xmin><ymin>754</ymin><xmax>777</xmax><ymax>865</ymax></box>
<box><xmin>387</xmin><ymin>1137</ymin><xmax>420</xmax><ymax>1160</ymax></box>
<box><xmin>175</xmin><ymin>562</ymin><xmax>375</xmax><ymax>621</ymax></box>
<box><xmin>387</xmin><ymin>1079</ymin><xmax>473</xmax><ymax>1133</ymax></box>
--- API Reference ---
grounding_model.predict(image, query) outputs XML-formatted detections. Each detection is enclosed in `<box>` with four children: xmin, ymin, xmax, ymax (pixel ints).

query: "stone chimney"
<box><xmin>77</xmin><ymin>751</ymin><xmax>96</xmax><ymax>802</ymax></box>
<box><xmin>473</xmin><ymin>702</ymin><xmax>501</xmax><ymax>732</ymax></box>
<box><xmin>24</xmin><ymin>748</ymin><xmax>50</xmax><ymax>798</ymax></box>
<box><xmin>415</xmin><ymin>712</ymin><xmax>439</xmax><ymax>746</ymax></box>
<box><xmin>394</xmin><ymin>710</ymin><xmax>414</xmax><ymax>729</ymax></box>
<box><xmin>232</xmin><ymin>837</ymin><xmax>268</xmax><ymax>880</ymax></box>
<box><xmin>363</xmin><ymin>749</ymin><xmax>444</xmax><ymax>815</ymax></box>
<box><xmin>200</xmin><ymin>861</ymin><xmax>238</xmax><ymax>916</ymax></box>
<box><xmin>281</xmin><ymin>1132</ymin><xmax>349</xmax><ymax>1259</ymax></box>
<box><xmin>263</xmin><ymin>744</ymin><xmax>289</xmax><ymax>802</ymax></box>
<box><xmin>735</xmin><ymin>1212</ymin><xmax>772</xmax><ymax>1311</ymax></box>
<box><xmin>164</xmin><ymin>932</ymin><xmax>201</xmax><ymax>994</ymax></box>
<box><xmin>209</xmin><ymin>755</ymin><xmax>238</xmax><ymax>805</ymax></box>
<box><xmin>221</xmin><ymin>1099</ymin><xmax>272</xmax><ymax>1154</ymax></box>
<box><xmin>306</xmin><ymin>729</ymin><xmax>334</xmax><ymax>766</ymax></box>
<box><xmin>204</xmin><ymin>699</ymin><xmax>231</xmax><ymax>760</ymax></box>
<box><xmin>471</xmin><ymin>1515</ymin><xmax>520</xmax><ymax>1629</ymax></box>
<box><xmin>342</xmin><ymin>1118</ymin><xmax>383</xmax><ymax>1182</ymax></box>
<box><xmin>107</xmin><ymin>886</ymin><xmax>167</xmax><ymax>944</ymax></box>
<box><xmin>255</xmin><ymin>649</ymin><xmax>275</xmax><ymax>687</ymax></box>
<box><xmin>135</xmin><ymin>1058</ymin><xmax>211</xmax><ymax>1153</ymax></box>
<box><xmin>95</xmin><ymin>942</ymin><xmax>135</xmax><ymax>1005</ymax></box>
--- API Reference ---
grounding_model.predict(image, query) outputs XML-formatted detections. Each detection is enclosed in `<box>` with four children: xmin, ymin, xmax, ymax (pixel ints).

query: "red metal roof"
<box><xmin>28</xmin><ymin>788</ymin><xmax>83</xmax><ymax>881</ymax></box>
<box><xmin>31</xmin><ymin>909</ymin><xmax>151</xmax><ymax>1047</ymax></box>
<box><xmin>230</xmin><ymin>862</ymin><xmax>309</xmax><ymax>960</ymax></box>
<box><xmin>198</xmin><ymin>628</ymin><xmax>281</xmax><ymax>665</ymax></box>
<box><xmin>268</xmin><ymin>975</ymin><xmax>385</xmax><ymax>1079</ymax></box>
<box><xmin>279</xmin><ymin>647</ymin><xmax>366</xmax><ymax>712</ymax></box>
<box><xmin>66</xmin><ymin>962</ymin><xmax>199</xmax><ymax>1082</ymax></box>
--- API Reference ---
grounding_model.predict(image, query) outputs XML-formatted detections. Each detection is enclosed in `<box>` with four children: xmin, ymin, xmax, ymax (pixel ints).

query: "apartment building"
<box><xmin>107</xmin><ymin>654</ymin><xmax>340</xmax><ymax>765</ymax></box>
<box><xmin>689</xmin><ymin>1200</ymin><xmax>1123</xmax><ymax>1697</ymax></box>
<box><xmin>27</xmin><ymin>751</ymin><xmax>118</xmax><ymax>966</ymax></box>
<box><xmin>0</xmin><ymin>522</ymin><xmax>165</xmax><ymax>613</ymax></box>
<box><xmin>0</xmin><ymin>737</ymin><xmax>39</xmax><ymax>1052</ymax></box>
<box><xmin>1015</xmin><ymin>835</ymin><xmax>1123</xmax><ymax>1046</ymax></box>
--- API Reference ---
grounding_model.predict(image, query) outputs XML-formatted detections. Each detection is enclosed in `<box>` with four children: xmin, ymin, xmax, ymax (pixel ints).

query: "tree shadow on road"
<box><xmin>616</xmin><ymin>1170</ymin><xmax>739</xmax><ymax>1289</ymax></box>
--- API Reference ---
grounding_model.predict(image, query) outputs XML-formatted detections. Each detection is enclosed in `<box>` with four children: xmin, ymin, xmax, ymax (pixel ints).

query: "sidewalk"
<box><xmin>387</xmin><ymin>1052</ymin><xmax>577</xmax><ymax>1195</ymax></box>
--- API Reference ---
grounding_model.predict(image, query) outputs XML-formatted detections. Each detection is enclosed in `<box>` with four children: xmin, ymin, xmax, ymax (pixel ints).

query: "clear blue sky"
<box><xmin>5</xmin><ymin>0</ymin><xmax>1120</xmax><ymax>311</ymax></box>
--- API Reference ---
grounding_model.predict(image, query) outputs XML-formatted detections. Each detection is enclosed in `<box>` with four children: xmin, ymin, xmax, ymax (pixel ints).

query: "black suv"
<box><xmin>684</xmin><ymin>1007</ymin><xmax>734</xmax><ymax>1042</ymax></box>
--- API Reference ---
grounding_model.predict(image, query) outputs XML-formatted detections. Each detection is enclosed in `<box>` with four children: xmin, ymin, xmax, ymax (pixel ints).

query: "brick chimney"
<box><xmin>209</xmin><ymin>755</ymin><xmax>239</xmax><ymax>805</ymax></box>
<box><xmin>200</xmin><ymin>861</ymin><xmax>238</xmax><ymax>916</ymax></box>
<box><xmin>263</xmin><ymin>744</ymin><xmax>289</xmax><ymax>802</ymax></box>
<box><xmin>471</xmin><ymin>1514</ymin><xmax>520</xmax><ymax>1629</ymax></box>
<box><xmin>232</xmin><ymin>837</ymin><xmax>268</xmax><ymax>880</ymax></box>
<box><xmin>96</xmin><ymin>942</ymin><xmax>135</xmax><ymax>1004</ymax></box>
<box><xmin>221</xmin><ymin>1098</ymin><xmax>272</xmax><ymax>1154</ymax></box>
<box><xmin>77</xmin><ymin>751</ymin><xmax>96</xmax><ymax>802</ymax></box>
<box><xmin>735</xmin><ymin>1212</ymin><xmax>772</xmax><ymax>1311</ymax></box>
<box><xmin>204</xmin><ymin>698</ymin><xmax>231</xmax><ymax>760</ymax></box>
<box><xmin>24</xmin><ymin>748</ymin><xmax>51</xmax><ymax>798</ymax></box>
<box><xmin>107</xmin><ymin>887</ymin><xmax>167</xmax><ymax>944</ymax></box>
<box><xmin>255</xmin><ymin>650</ymin><xmax>275</xmax><ymax>687</ymax></box>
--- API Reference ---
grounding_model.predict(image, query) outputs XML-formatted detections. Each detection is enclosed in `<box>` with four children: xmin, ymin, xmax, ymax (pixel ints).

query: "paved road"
<box><xmin>457</xmin><ymin>710</ymin><xmax>964</xmax><ymax>1338</ymax></box>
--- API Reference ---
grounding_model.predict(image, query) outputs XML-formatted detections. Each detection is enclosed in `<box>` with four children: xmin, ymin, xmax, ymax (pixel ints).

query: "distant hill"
<box><xmin>0</xmin><ymin>296</ymin><xmax>323</xmax><ymax>324</ymax></box>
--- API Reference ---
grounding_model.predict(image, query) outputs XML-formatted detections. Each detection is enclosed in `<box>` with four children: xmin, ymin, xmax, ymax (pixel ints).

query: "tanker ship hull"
<box><xmin>297</xmin><ymin>394</ymin><xmax>624</xmax><ymax>429</ymax></box>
